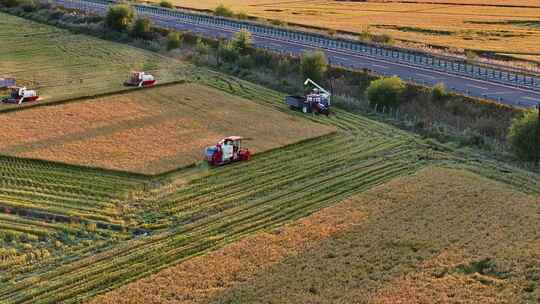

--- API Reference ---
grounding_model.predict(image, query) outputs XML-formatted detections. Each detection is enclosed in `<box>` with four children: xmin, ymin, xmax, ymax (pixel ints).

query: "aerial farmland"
<box><xmin>0</xmin><ymin>1</ymin><xmax>540</xmax><ymax>303</ymax></box>
<box><xmin>165</xmin><ymin>0</ymin><xmax>540</xmax><ymax>63</ymax></box>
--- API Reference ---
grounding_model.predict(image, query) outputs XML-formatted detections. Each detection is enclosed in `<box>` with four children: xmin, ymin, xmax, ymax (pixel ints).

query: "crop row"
<box><xmin>0</xmin><ymin>156</ymin><xmax>145</xmax><ymax>226</ymax></box>
<box><xmin>0</xmin><ymin>125</ymin><xmax>430</xmax><ymax>303</ymax></box>
<box><xmin>195</xmin><ymin>70</ymin><xmax>413</xmax><ymax>137</ymax></box>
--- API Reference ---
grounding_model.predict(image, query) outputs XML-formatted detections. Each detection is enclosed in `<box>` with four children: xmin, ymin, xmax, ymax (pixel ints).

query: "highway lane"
<box><xmin>154</xmin><ymin>15</ymin><xmax>540</xmax><ymax>108</ymax></box>
<box><xmin>55</xmin><ymin>0</ymin><xmax>540</xmax><ymax>108</ymax></box>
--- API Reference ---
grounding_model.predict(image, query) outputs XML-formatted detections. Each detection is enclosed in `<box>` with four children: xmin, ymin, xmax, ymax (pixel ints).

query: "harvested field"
<box><xmin>161</xmin><ymin>0</ymin><xmax>540</xmax><ymax>61</ymax></box>
<box><xmin>91</xmin><ymin>166</ymin><xmax>540</xmax><ymax>304</ymax></box>
<box><xmin>0</xmin><ymin>12</ymin><xmax>188</xmax><ymax>106</ymax></box>
<box><xmin>0</xmin><ymin>82</ymin><xmax>335</xmax><ymax>174</ymax></box>
<box><xmin>0</xmin><ymin>70</ymin><xmax>434</xmax><ymax>303</ymax></box>
<box><xmin>2</xmin><ymin>7</ymin><xmax>540</xmax><ymax>303</ymax></box>
<box><xmin>2</xmin><ymin>61</ymin><xmax>540</xmax><ymax>304</ymax></box>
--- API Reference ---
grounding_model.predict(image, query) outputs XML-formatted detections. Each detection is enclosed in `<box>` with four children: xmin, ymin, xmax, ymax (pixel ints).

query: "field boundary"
<box><xmin>0</xmin><ymin>80</ymin><xmax>188</xmax><ymax>115</ymax></box>
<box><xmin>153</xmin><ymin>131</ymin><xmax>341</xmax><ymax>179</ymax></box>
<box><xmin>0</xmin><ymin>153</ymin><xmax>150</xmax><ymax>180</ymax></box>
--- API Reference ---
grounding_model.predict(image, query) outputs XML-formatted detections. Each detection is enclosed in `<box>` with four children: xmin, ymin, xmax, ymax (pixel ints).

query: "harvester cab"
<box><xmin>124</xmin><ymin>71</ymin><xmax>156</xmax><ymax>88</ymax></box>
<box><xmin>2</xmin><ymin>86</ymin><xmax>39</xmax><ymax>105</ymax></box>
<box><xmin>285</xmin><ymin>78</ymin><xmax>331</xmax><ymax>116</ymax></box>
<box><xmin>204</xmin><ymin>136</ymin><xmax>251</xmax><ymax>166</ymax></box>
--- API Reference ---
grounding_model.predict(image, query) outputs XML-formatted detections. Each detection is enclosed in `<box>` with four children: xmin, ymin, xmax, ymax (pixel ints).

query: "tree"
<box><xmin>508</xmin><ymin>109</ymin><xmax>539</xmax><ymax>162</ymax></box>
<box><xmin>372</xmin><ymin>33</ymin><xmax>394</xmax><ymax>45</ymax></box>
<box><xmin>300</xmin><ymin>51</ymin><xmax>328</xmax><ymax>83</ymax></box>
<box><xmin>276</xmin><ymin>57</ymin><xmax>292</xmax><ymax>76</ymax></box>
<box><xmin>358</xmin><ymin>25</ymin><xmax>372</xmax><ymax>42</ymax></box>
<box><xmin>1</xmin><ymin>0</ymin><xmax>20</xmax><ymax>7</ymax></box>
<box><xmin>159</xmin><ymin>0</ymin><xmax>173</xmax><ymax>8</ymax></box>
<box><xmin>235</xmin><ymin>11</ymin><xmax>249</xmax><ymax>20</ymax></box>
<box><xmin>217</xmin><ymin>41</ymin><xmax>239</xmax><ymax>63</ymax></box>
<box><xmin>465</xmin><ymin>50</ymin><xmax>478</xmax><ymax>62</ymax></box>
<box><xmin>105</xmin><ymin>4</ymin><xmax>134</xmax><ymax>31</ymax></box>
<box><xmin>231</xmin><ymin>29</ymin><xmax>252</xmax><ymax>55</ymax></box>
<box><xmin>130</xmin><ymin>17</ymin><xmax>152</xmax><ymax>39</ymax></box>
<box><xmin>431</xmin><ymin>82</ymin><xmax>448</xmax><ymax>101</ymax></box>
<box><xmin>366</xmin><ymin>76</ymin><xmax>406</xmax><ymax>108</ymax></box>
<box><xmin>214</xmin><ymin>3</ymin><xmax>234</xmax><ymax>17</ymax></box>
<box><xmin>196</xmin><ymin>38</ymin><xmax>210</xmax><ymax>55</ymax></box>
<box><xmin>19</xmin><ymin>0</ymin><xmax>37</xmax><ymax>12</ymax></box>
<box><xmin>167</xmin><ymin>31</ymin><xmax>182</xmax><ymax>50</ymax></box>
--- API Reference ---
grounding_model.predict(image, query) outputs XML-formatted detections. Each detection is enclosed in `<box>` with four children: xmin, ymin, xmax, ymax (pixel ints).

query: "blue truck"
<box><xmin>285</xmin><ymin>79</ymin><xmax>331</xmax><ymax>116</ymax></box>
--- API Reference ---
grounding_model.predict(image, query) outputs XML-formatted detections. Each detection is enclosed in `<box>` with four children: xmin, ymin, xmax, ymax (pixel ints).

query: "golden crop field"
<box><xmin>91</xmin><ymin>167</ymin><xmax>540</xmax><ymax>304</ymax></box>
<box><xmin>0</xmin><ymin>83</ymin><xmax>335</xmax><ymax>174</ymax></box>
<box><xmin>162</xmin><ymin>0</ymin><xmax>540</xmax><ymax>61</ymax></box>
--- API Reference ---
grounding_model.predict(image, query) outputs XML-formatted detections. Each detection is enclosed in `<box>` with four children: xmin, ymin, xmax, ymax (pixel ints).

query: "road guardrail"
<box><xmin>47</xmin><ymin>0</ymin><xmax>540</xmax><ymax>92</ymax></box>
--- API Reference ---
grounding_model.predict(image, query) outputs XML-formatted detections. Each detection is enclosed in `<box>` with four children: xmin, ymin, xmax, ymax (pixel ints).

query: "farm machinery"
<box><xmin>285</xmin><ymin>78</ymin><xmax>331</xmax><ymax>116</ymax></box>
<box><xmin>0</xmin><ymin>77</ymin><xmax>15</xmax><ymax>89</ymax></box>
<box><xmin>124</xmin><ymin>71</ymin><xmax>156</xmax><ymax>87</ymax></box>
<box><xmin>2</xmin><ymin>86</ymin><xmax>39</xmax><ymax>104</ymax></box>
<box><xmin>204</xmin><ymin>136</ymin><xmax>251</xmax><ymax>166</ymax></box>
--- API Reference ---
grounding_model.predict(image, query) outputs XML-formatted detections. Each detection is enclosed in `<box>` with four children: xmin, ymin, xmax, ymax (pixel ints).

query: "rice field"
<box><xmin>0</xmin><ymin>12</ymin><xmax>189</xmax><ymax>106</ymax></box>
<box><xmin>162</xmin><ymin>0</ymin><xmax>540</xmax><ymax>61</ymax></box>
<box><xmin>0</xmin><ymin>68</ymin><xmax>448</xmax><ymax>303</ymax></box>
<box><xmin>0</xmin><ymin>56</ymin><xmax>538</xmax><ymax>304</ymax></box>
<box><xmin>0</xmin><ymin>155</ymin><xmax>143</xmax><ymax>283</ymax></box>
<box><xmin>94</xmin><ymin>166</ymin><xmax>540</xmax><ymax>304</ymax></box>
<box><xmin>1</xmin><ymin>9</ymin><xmax>540</xmax><ymax>303</ymax></box>
<box><xmin>0</xmin><ymin>82</ymin><xmax>335</xmax><ymax>174</ymax></box>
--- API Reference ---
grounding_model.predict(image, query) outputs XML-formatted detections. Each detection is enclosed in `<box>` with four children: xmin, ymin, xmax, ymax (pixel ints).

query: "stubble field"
<box><xmin>91</xmin><ymin>167</ymin><xmax>540</xmax><ymax>304</ymax></box>
<box><xmin>162</xmin><ymin>0</ymin><xmax>540</xmax><ymax>62</ymax></box>
<box><xmin>0</xmin><ymin>82</ymin><xmax>335</xmax><ymax>174</ymax></box>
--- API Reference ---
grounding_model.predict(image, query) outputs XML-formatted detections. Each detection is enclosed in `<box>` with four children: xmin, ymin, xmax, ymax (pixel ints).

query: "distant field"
<box><xmin>92</xmin><ymin>166</ymin><xmax>540</xmax><ymax>304</ymax></box>
<box><xmin>162</xmin><ymin>0</ymin><xmax>540</xmax><ymax>61</ymax></box>
<box><xmin>0</xmin><ymin>82</ymin><xmax>335</xmax><ymax>174</ymax></box>
<box><xmin>0</xmin><ymin>12</ymin><xmax>188</xmax><ymax>105</ymax></box>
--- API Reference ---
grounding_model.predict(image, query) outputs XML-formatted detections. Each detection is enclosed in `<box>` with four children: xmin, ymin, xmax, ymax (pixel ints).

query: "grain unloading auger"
<box><xmin>204</xmin><ymin>136</ymin><xmax>251</xmax><ymax>166</ymax></box>
<box><xmin>285</xmin><ymin>78</ymin><xmax>331</xmax><ymax>116</ymax></box>
<box><xmin>124</xmin><ymin>71</ymin><xmax>156</xmax><ymax>87</ymax></box>
<box><xmin>2</xmin><ymin>86</ymin><xmax>39</xmax><ymax>104</ymax></box>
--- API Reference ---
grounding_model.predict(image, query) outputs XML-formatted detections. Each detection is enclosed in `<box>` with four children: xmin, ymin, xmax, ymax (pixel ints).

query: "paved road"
<box><xmin>58</xmin><ymin>0</ymin><xmax>540</xmax><ymax>108</ymax></box>
<box><xmin>155</xmin><ymin>16</ymin><xmax>540</xmax><ymax>108</ymax></box>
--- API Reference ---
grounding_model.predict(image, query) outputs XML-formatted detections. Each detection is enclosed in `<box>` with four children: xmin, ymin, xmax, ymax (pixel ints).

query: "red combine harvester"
<box><xmin>124</xmin><ymin>71</ymin><xmax>156</xmax><ymax>87</ymax></box>
<box><xmin>2</xmin><ymin>86</ymin><xmax>39</xmax><ymax>104</ymax></box>
<box><xmin>204</xmin><ymin>136</ymin><xmax>251</xmax><ymax>166</ymax></box>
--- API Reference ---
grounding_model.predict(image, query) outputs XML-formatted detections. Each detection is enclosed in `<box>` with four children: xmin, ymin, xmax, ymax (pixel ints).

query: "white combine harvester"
<box><xmin>2</xmin><ymin>86</ymin><xmax>39</xmax><ymax>104</ymax></box>
<box><xmin>124</xmin><ymin>71</ymin><xmax>156</xmax><ymax>87</ymax></box>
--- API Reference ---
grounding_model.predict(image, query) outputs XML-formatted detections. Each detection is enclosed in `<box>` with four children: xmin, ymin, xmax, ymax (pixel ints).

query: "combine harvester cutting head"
<box><xmin>0</xmin><ymin>77</ymin><xmax>15</xmax><ymax>89</ymax></box>
<box><xmin>124</xmin><ymin>71</ymin><xmax>156</xmax><ymax>87</ymax></box>
<box><xmin>204</xmin><ymin>136</ymin><xmax>251</xmax><ymax>166</ymax></box>
<box><xmin>2</xmin><ymin>86</ymin><xmax>39</xmax><ymax>105</ymax></box>
<box><xmin>285</xmin><ymin>78</ymin><xmax>331</xmax><ymax>116</ymax></box>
